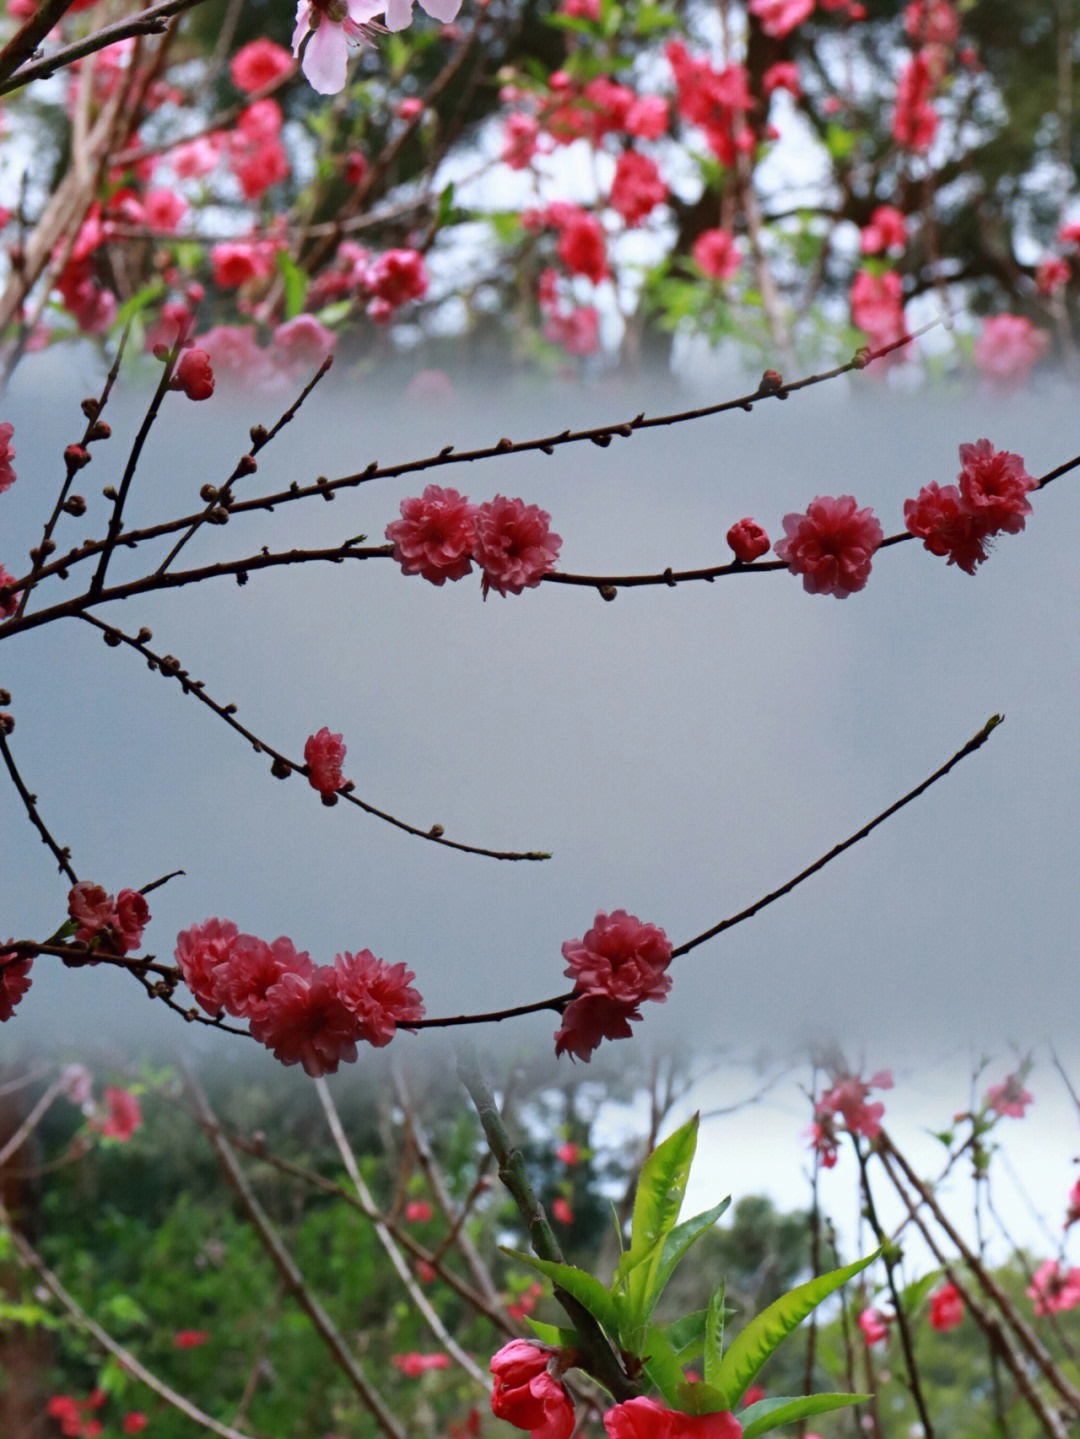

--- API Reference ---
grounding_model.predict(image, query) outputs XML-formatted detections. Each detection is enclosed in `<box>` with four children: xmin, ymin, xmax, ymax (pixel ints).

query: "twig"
<box><xmin>671</xmin><ymin>714</ymin><xmax>1005</xmax><ymax>958</ymax></box>
<box><xmin>76</xmin><ymin>612</ymin><xmax>550</xmax><ymax>861</ymax></box>
<box><xmin>184</xmin><ymin>1064</ymin><xmax>407</xmax><ymax>1439</ymax></box>
<box><xmin>0</xmin><ymin>0</ymin><xmax>212</xmax><ymax>97</ymax></box>
<box><xmin>313</xmin><ymin>1076</ymin><xmax>490</xmax><ymax>1389</ymax></box>
<box><xmin>458</xmin><ymin>1050</ymin><xmax>639</xmax><ymax>1402</ymax></box>
<box><xmin>0</xmin><ymin>727</ymin><xmax>78</xmax><ymax>883</ymax></box>
<box><xmin>0</xmin><ymin>1076</ymin><xmax>64</xmax><ymax>1167</ymax></box>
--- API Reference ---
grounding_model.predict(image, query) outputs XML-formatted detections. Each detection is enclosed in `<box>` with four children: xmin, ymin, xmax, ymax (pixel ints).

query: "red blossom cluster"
<box><xmin>174</xmin><ymin>919</ymin><xmax>425</xmax><ymax>1075</ymax></box>
<box><xmin>67</xmin><ymin>880</ymin><xmax>150</xmax><ymax>954</ymax></box>
<box><xmin>904</xmin><ymin>440</ymin><xmax>1037</xmax><ymax>574</ymax></box>
<box><xmin>555</xmin><ymin>909</ymin><xmax>673</xmax><ymax>1061</ymax></box>
<box><xmin>0</xmin><ymin>422</ymin><xmax>15</xmax><ymax>493</ymax></box>
<box><xmin>506</xmin><ymin>1280</ymin><xmax>544</xmax><ymax>1321</ymax></box>
<box><xmin>0</xmin><ymin>946</ymin><xmax>33</xmax><ymax>1020</ymax></box>
<box><xmin>386</xmin><ymin>486</ymin><xmax>562</xmax><ymax>596</ymax></box>
<box><xmin>605</xmin><ymin>1397</ymin><xmax>742</xmax><ymax>1439</ymax></box>
<box><xmin>91</xmin><ymin>1086</ymin><xmax>143</xmax><ymax>1141</ymax></box>
<box><xmin>490</xmin><ymin>1341</ymin><xmax>576</xmax><ymax>1439</ymax></box>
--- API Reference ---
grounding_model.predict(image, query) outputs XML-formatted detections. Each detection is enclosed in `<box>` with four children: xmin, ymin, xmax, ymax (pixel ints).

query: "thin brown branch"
<box><xmin>75</xmin><ymin>612</ymin><xmax>550</xmax><ymax>861</ymax></box>
<box><xmin>0</xmin><ymin>0</ymin><xmax>212</xmax><ymax>97</ymax></box>
<box><xmin>184</xmin><ymin>1065</ymin><xmax>407</xmax><ymax>1439</ymax></box>
<box><xmin>0</xmin><ymin>728</ymin><xmax>78</xmax><ymax>884</ymax></box>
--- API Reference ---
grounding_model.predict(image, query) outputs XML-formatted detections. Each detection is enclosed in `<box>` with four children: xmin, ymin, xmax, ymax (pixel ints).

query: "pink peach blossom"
<box><xmin>1036</xmin><ymin>256</ymin><xmax>1070</xmax><ymax>295</ymax></box>
<box><xmin>175</xmin><ymin>917</ymin><xmax>240</xmax><ymax>1013</ymax></box>
<box><xmin>230</xmin><ymin>38</ymin><xmax>295</xmax><ymax>92</ymax></box>
<box><xmin>748</xmin><ymin>0</ymin><xmax>813</xmax><ymax>39</ymax></box>
<box><xmin>386</xmin><ymin>485</ymin><xmax>478</xmax><ymax>584</ymax></box>
<box><xmin>727</xmin><ymin>518</ymin><xmax>770</xmax><ymax>562</ymax></box>
<box><xmin>928</xmin><ymin>1282</ymin><xmax>964</xmax><ymax>1331</ymax></box>
<box><xmin>973</xmin><ymin>314</ymin><xmax>1049</xmax><ymax>385</ymax></box>
<box><xmin>692</xmin><ymin>228</ymin><xmax>742</xmax><ymax>281</ymax></box>
<box><xmin>774</xmin><ymin>495</ymin><xmax>883</xmax><ymax>597</ymax></box>
<box><xmin>605</xmin><ymin>1397</ymin><xmax>743</xmax><ymax>1439</ymax></box>
<box><xmin>858</xmin><ymin>1308</ymin><xmax>890</xmax><ymax>1345</ymax></box>
<box><xmin>304</xmin><ymin>727</ymin><xmax>346</xmax><ymax>795</ymax></box>
<box><xmin>985</xmin><ymin>1072</ymin><xmax>1034</xmax><ymax>1118</ymax></box>
<box><xmin>473</xmin><ymin>496</ymin><xmax>561</xmax><ymax>597</ymax></box>
<box><xmin>609</xmin><ymin>151</ymin><xmax>667</xmax><ymax>227</ymax></box>
<box><xmin>220</xmin><ymin>934</ymin><xmax>314</xmax><ymax>1019</ymax></box>
<box><xmin>561</xmin><ymin>910</ymin><xmax>672</xmax><ymax>1006</ymax></box>
<box><xmin>405</xmin><ymin>1199</ymin><xmax>434</xmax><ymax>1222</ymax></box>
<box><xmin>956</xmin><ymin>439</ymin><xmax>1036</xmax><ymax>535</ymax></box>
<box><xmin>490</xmin><ymin>1341</ymin><xmax>576</xmax><ymax>1439</ymax></box>
<box><xmin>144</xmin><ymin>188</ymin><xmax>187</xmax><ymax>232</ymax></box>
<box><xmin>334</xmin><ymin>949</ymin><xmax>425</xmax><ymax>1046</ymax></box>
<box><xmin>249</xmin><ymin>966</ymin><xmax>359</xmax><ymax>1076</ymax></box>
<box><xmin>292</xmin><ymin>0</ymin><xmax>384</xmax><ymax>95</ymax></box>
<box><xmin>383</xmin><ymin>0</ymin><xmax>462</xmax><ymax>31</ymax></box>
<box><xmin>393</xmin><ymin>1352</ymin><xmax>452</xmax><ymax>1375</ymax></box>
<box><xmin>0</xmin><ymin>949</ymin><xmax>32</xmax><ymax>1021</ymax></box>
<box><xmin>0</xmin><ymin>564</ymin><xmax>18</xmax><ymax>619</ymax></box>
<box><xmin>173</xmin><ymin>348</ymin><xmax>215</xmax><ymax>401</ymax></box>
<box><xmin>1027</xmin><ymin>1259</ymin><xmax>1080</xmax><ymax>1316</ymax></box>
<box><xmin>96</xmin><ymin>1087</ymin><xmax>142</xmax><ymax>1141</ymax></box>
<box><xmin>0</xmin><ymin>422</ymin><xmax>13</xmax><ymax>493</ymax></box>
<box><xmin>273</xmin><ymin>315</ymin><xmax>336</xmax><ymax>370</ymax></box>
<box><xmin>860</xmin><ymin>205</ymin><xmax>907</xmax><ymax>255</ymax></box>
<box><xmin>556</xmin><ymin>210</ymin><xmax>609</xmax><ymax>283</ymax></box>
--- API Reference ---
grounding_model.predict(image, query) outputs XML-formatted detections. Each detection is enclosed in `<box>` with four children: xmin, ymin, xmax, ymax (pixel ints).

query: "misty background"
<box><xmin>1</xmin><ymin>347</ymin><xmax>1078</xmax><ymax>1260</ymax></box>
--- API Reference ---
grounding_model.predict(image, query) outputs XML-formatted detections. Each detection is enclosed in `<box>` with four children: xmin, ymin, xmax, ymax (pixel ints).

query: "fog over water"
<box><xmin>2</xmin><ymin>351</ymin><xmax>1078</xmax><ymax>1093</ymax></box>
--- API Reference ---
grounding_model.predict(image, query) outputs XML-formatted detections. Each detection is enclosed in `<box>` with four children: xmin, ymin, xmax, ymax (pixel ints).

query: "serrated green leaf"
<box><xmin>624</xmin><ymin>1117</ymin><xmax>698</xmax><ymax>1325</ymax></box>
<box><xmin>741</xmin><ymin>1392</ymin><xmax>868</xmax><ymax>1439</ymax></box>
<box><xmin>640</xmin><ymin>1320</ymin><xmax>689</xmax><ymax>1407</ymax></box>
<box><xmin>651</xmin><ymin>1199</ymin><xmax>730</xmax><ymax>1309</ymax></box>
<box><xmin>500</xmin><ymin>1248</ymin><xmax>619</xmax><ymax>1334</ymax></box>
<box><xmin>703</xmin><ymin>1284</ymin><xmax>725</xmax><ymax>1389</ymax></box>
<box><xmin>716</xmin><ymin>1251</ymin><xmax>878</xmax><ymax>1406</ymax></box>
<box><xmin>664</xmin><ymin>1308</ymin><xmax>708</xmax><ymax>1361</ymax></box>
<box><xmin>526</xmin><ymin>1319</ymin><xmax>585</xmax><ymax>1347</ymax></box>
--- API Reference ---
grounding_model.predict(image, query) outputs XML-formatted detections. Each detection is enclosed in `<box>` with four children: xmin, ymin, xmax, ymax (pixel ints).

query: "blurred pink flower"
<box><xmin>1028</xmin><ymin>1259</ymin><xmax>1080</xmax><ymax>1316</ymax></box>
<box><xmin>858</xmin><ymin>1307</ymin><xmax>890</xmax><ymax>1345</ymax></box>
<box><xmin>405</xmin><ymin>1200</ymin><xmax>434</xmax><ymax>1222</ymax></box>
<box><xmin>692</xmin><ymin>228</ymin><xmax>742</xmax><ymax>281</ymax></box>
<box><xmin>985</xmin><ymin>1072</ymin><xmax>1034</xmax><ymax>1118</ymax></box>
<box><xmin>173</xmin><ymin>1329</ymin><xmax>209</xmax><ymax>1348</ymax></box>
<box><xmin>0</xmin><ymin>421</ymin><xmax>16</xmax><ymax>492</ymax></box>
<box><xmin>230</xmin><ymin>38</ymin><xmax>295</xmax><ymax>92</ymax></box>
<box><xmin>748</xmin><ymin>0</ymin><xmax>813</xmax><ymax>38</ymax></box>
<box><xmin>394</xmin><ymin>1351</ymin><xmax>452</xmax><ymax>1376</ymax></box>
<box><xmin>928</xmin><ymin>1282</ymin><xmax>964</xmax><ymax>1331</ymax></box>
<box><xmin>556</xmin><ymin>1141</ymin><xmax>580</xmax><ymax>1165</ymax></box>
<box><xmin>96</xmin><ymin>1087</ymin><xmax>142</xmax><ymax>1141</ymax></box>
<box><xmin>551</xmin><ymin>1196</ymin><xmax>573</xmax><ymax>1225</ymax></box>
<box><xmin>973</xmin><ymin>314</ymin><xmax>1049</xmax><ymax>385</ymax></box>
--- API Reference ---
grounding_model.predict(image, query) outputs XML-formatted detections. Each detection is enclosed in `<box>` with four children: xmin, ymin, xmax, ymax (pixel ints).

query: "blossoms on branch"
<box><xmin>230</xmin><ymin>38</ymin><xmax>295</xmax><ymax>93</ymax></box>
<box><xmin>726</xmin><ymin>518</ymin><xmax>770</xmax><ymax>562</ymax></box>
<box><xmin>68</xmin><ymin>882</ymin><xmax>149</xmax><ymax>954</ymax></box>
<box><xmin>0</xmin><ymin>422</ymin><xmax>15</xmax><ymax>492</ymax></box>
<box><xmin>858</xmin><ymin>1308</ymin><xmax>890</xmax><ymax>1345</ymax></box>
<box><xmin>904</xmin><ymin>440</ymin><xmax>1036</xmax><ymax>573</ymax></box>
<box><xmin>692</xmin><ymin>229</ymin><xmax>742</xmax><ymax>282</ymax></box>
<box><xmin>92</xmin><ymin>1087</ymin><xmax>142</xmax><ymax>1141</ymax></box>
<box><xmin>174</xmin><ymin>921</ymin><xmax>425</xmax><ymax>1075</ymax></box>
<box><xmin>774</xmin><ymin>495</ymin><xmax>883</xmax><ymax>597</ymax></box>
<box><xmin>555</xmin><ymin>910</ymin><xmax>672</xmax><ymax>1061</ymax></box>
<box><xmin>172</xmin><ymin>348</ymin><xmax>215</xmax><ymax>400</ymax></box>
<box><xmin>1027</xmin><ymin>1260</ymin><xmax>1080</xmax><ymax>1316</ymax></box>
<box><xmin>490</xmin><ymin>1341</ymin><xmax>576</xmax><ymax>1439</ymax></box>
<box><xmin>973</xmin><ymin>314</ymin><xmax>1049</xmax><ymax>386</ymax></box>
<box><xmin>0</xmin><ymin>564</ymin><xmax>19</xmax><ymax>619</ymax></box>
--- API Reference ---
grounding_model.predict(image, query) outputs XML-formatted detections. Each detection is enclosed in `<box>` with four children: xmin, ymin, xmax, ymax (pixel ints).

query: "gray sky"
<box><xmin>3</xmin><ymin>344</ymin><xmax>1078</xmax><ymax>1264</ymax></box>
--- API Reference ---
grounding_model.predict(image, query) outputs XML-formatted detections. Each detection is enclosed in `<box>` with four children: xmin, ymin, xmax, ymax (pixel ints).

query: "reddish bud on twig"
<box><xmin>250</xmin><ymin>425</ymin><xmax>269</xmax><ymax>445</ymax></box>
<box><xmin>270</xmin><ymin>758</ymin><xmax>292</xmax><ymax>779</ymax></box>
<box><xmin>237</xmin><ymin>454</ymin><xmax>257</xmax><ymax>475</ymax></box>
<box><xmin>63</xmin><ymin>494</ymin><xmax>87</xmax><ymax>516</ymax></box>
<box><xmin>199</xmin><ymin>484</ymin><xmax>219</xmax><ymax>502</ymax></box>
<box><xmin>0</xmin><ymin>688</ymin><xmax>11</xmax><ymax>704</ymax></box>
<box><xmin>172</xmin><ymin>349</ymin><xmax>215</xmax><ymax>401</ymax></box>
<box><xmin>80</xmin><ymin>398</ymin><xmax>101</xmax><ymax>419</ymax></box>
<box><xmin>758</xmin><ymin>369</ymin><xmax>786</xmax><ymax>396</ymax></box>
<box><xmin>88</xmin><ymin>420</ymin><xmax>112</xmax><ymax>441</ymax></box>
<box><xmin>0</xmin><ymin>713</ymin><xmax>13</xmax><ymax>734</ymax></box>
<box><xmin>65</xmin><ymin>444</ymin><xmax>90</xmax><ymax>469</ymax></box>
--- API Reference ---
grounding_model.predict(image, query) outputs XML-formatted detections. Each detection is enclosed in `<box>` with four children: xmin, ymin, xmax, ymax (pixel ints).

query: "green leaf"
<box><xmin>0</xmin><ymin>1301</ymin><xmax>59</xmax><ymax>1330</ymax></box>
<box><xmin>277</xmin><ymin>251</ymin><xmax>309</xmax><ymax>320</ymax></box>
<box><xmin>623</xmin><ymin>1117</ymin><xmax>699</xmax><ymax>1324</ymax></box>
<box><xmin>640</xmin><ymin>1320</ymin><xmax>690</xmax><ymax>1407</ymax></box>
<box><xmin>526</xmin><ymin>1319</ymin><xmax>585</xmax><ymax>1347</ymax></box>
<box><xmin>650</xmin><ymin>1199</ymin><xmax>731</xmax><ymax>1309</ymax></box>
<box><xmin>500</xmin><ymin>1248</ymin><xmax>619</xmax><ymax>1334</ymax></box>
<box><xmin>115</xmin><ymin>281</ymin><xmax>165</xmax><ymax>329</ymax></box>
<box><xmin>703</xmin><ymin>1285</ymin><xmax>726</xmax><ymax>1389</ymax></box>
<box><xmin>663</xmin><ymin>1308</ymin><xmax>708</xmax><ymax>1361</ymax></box>
<box><xmin>899</xmin><ymin>1270</ymin><xmax>941</xmax><ymax>1316</ymax></box>
<box><xmin>715</xmin><ymin>1251</ymin><xmax>878</xmax><ymax>1406</ymax></box>
<box><xmin>740</xmin><ymin>1393</ymin><xmax>868</xmax><ymax>1439</ymax></box>
<box><xmin>674</xmin><ymin>1380</ymin><xmax>730</xmax><ymax>1415</ymax></box>
<box><xmin>436</xmin><ymin>182</ymin><xmax>456</xmax><ymax>228</ymax></box>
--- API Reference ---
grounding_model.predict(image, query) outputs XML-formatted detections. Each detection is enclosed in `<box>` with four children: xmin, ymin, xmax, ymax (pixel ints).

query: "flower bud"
<box><xmin>726</xmin><ymin>517</ymin><xmax>770</xmax><ymax>563</ymax></box>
